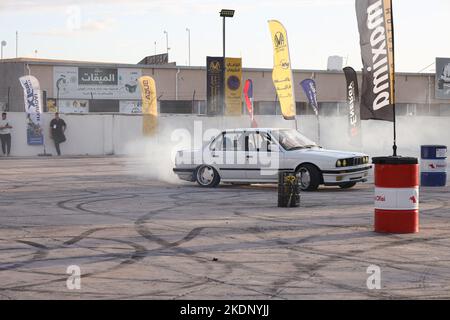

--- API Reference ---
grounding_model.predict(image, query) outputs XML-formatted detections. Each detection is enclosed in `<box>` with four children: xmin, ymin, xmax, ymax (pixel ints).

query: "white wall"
<box><xmin>2</xmin><ymin>112</ymin><xmax>449</xmax><ymax>159</ymax></box>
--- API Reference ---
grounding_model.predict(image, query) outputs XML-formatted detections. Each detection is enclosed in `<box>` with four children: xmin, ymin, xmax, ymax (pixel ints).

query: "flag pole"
<box><xmin>390</xmin><ymin>0</ymin><xmax>397</xmax><ymax>157</ymax></box>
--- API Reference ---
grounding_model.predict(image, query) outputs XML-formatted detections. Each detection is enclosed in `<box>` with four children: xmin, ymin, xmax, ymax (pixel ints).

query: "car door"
<box><xmin>215</xmin><ymin>131</ymin><xmax>247</xmax><ymax>181</ymax></box>
<box><xmin>246</xmin><ymin>131</ymin><xmax>280</xmax><ymax>181</ymax></box>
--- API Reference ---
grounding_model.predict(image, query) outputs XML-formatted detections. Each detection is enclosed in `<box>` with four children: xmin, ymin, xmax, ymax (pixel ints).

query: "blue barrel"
<box><xmin>420</xmin><ymin>145</ymin><xmax>447</xmax><ymax>187</ymax></box>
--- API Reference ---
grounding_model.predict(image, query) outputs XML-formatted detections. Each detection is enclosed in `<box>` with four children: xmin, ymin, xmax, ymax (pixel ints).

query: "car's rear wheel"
<box><xmin>338</xmin><ymin>182</ymin><xmax>357</xmax><ymax>189</ymax></box>
<box><xmin>195</xmin><ymin>165</ymin><xmax>220</xmax><ymax>187</ymax></box>
<box><xmin>296</xmin><ymin>164</ymin><xmax>321</xmax><ymax>191</ymax></box>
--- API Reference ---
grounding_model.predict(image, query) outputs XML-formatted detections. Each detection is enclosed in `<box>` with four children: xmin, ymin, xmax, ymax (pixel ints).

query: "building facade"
<box><xmin>1</xmin><ymin>58</ymin><xmax>449</xmax><ymax>117</ymax></box>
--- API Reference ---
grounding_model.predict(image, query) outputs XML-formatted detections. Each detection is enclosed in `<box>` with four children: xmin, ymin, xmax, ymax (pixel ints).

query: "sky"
<box><xmin>0</xmin><ymin>0</ymin><xmax>448</xmax><ymax>72</ymax></box>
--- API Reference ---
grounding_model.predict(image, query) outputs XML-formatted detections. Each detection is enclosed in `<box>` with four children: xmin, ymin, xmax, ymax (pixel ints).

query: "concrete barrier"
<box><xmin>1</xmin><ymin>112</ymin><xmax>450</xmax><ymax>158</ymax></box>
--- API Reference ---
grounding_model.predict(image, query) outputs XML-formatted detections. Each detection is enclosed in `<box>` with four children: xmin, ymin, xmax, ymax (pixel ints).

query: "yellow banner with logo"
<box><xmin>138</xmin><ymin>76</ymin><xmax>158</xmax><ymax>136</ymax></box>
<box><xmin>225</xmin><ymin>58</ymin><xmax>243</xmax><ymax>116</ymax></box>
<box><xmin>268</xmin><ymin>20</ymin><xmax>296</xmax><ymax>120</ymax></box>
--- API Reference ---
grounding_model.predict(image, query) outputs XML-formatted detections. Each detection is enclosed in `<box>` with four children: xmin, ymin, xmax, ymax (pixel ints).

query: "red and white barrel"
<box><xmin>372</xmin><ymin>157</ymin><xmax>419</xmax><ymax>234</ymax></box>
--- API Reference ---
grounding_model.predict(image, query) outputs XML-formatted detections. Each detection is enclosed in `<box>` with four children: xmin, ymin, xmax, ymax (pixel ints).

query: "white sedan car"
<box><xmin>173</xmin><ymin>128</ymin><xmax>371</xmax><ymax>191</ymax></box>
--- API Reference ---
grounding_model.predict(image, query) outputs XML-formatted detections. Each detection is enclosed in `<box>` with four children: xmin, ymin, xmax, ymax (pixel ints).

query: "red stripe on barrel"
<box><xmin>375</xmin><ymin>164</ymin><xmax>419</xmax><ymax>188</ymax></box>
<box><xmin>375</xmin><ymin>209</ymin><xmax>419</xmax><ymax>234</ymax></box>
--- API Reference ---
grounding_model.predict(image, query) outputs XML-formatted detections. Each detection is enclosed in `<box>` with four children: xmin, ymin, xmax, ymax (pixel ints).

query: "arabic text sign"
<box><xmin>78</xmin><ymin>68</ymin><xmax>118</xmax><ymax>86</ymax></box>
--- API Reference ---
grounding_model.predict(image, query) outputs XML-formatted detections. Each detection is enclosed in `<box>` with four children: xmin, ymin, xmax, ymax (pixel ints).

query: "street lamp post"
<box><xmin>219</xmin><ymin>9</ymin><xmax>235</xmax><ymax>116</ymax></box>
<box><xmin>219</xmin><ymin>9</ymin><xmax>235</xmax><ymax>59</ymax></box>
<box><xmin>186</xmin><ymin>28</ymin><xmax>191</xmax><ymax>66</ymax></box>
<box><xmin>1</xmin><ymin>41</ymin><xmax>7</xmax><ymax>60</ymax></box>
<box><xmin>163</xmin><ymin>30</ymin><xmax>170</xmax><ymax>55</ymax></box>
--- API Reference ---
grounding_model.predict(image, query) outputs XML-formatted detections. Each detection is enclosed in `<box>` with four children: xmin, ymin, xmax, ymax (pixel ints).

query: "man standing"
<box><xmin>0</xmin><ymin>112</ymin><xmax>12</xmax><ymax>156</ymax></box>
<box><xmin>50</xmin><ymin>112</ymin><xmax>67</xmax><ymax>156</ymax></box>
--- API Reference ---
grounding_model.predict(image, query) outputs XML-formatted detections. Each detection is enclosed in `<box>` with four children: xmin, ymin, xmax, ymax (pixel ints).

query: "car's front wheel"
<box><xmin>195</xmin><ymin>165</ymin><xmax>220</xmax><ymax>187</ymax></box>
<box><xmin>296</xmin><ymin>164</ymin><xmax>321</xmax><ymax>191</ymax></box>
<box><xmin>338</xmin><ymin>182</ymin><xmax>357</xmax><ymax>189</ymax></box>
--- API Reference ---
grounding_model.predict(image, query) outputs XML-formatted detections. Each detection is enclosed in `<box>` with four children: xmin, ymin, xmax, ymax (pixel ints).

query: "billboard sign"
<box><xmin>54</xmin><ymin>67</ymin><xmax>141</xmax><ymax>100</ymax></box>
<box><xmin>224</xmin><ymin>57</ymin><xmax>242</xmax><ymax>116</ymax></box>
<box><xmin>138</xmin><ymin>54</ymin><xmax>169</xmax><ymax>65</ymax></box>
<box><xmin>436</xmin><ymin>57</ymin><xmax>450</xmax><ymax>99</ymax></box>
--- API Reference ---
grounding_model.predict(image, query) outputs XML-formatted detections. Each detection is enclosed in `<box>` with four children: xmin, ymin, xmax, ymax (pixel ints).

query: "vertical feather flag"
<box><xmin>268</xmin><ymin>20</ymin><xmax>296</xmax><ymax>121</ymax></box>
<box><xmin>138</xmin><ymin>76</ymin><xmax>158</xmax><ymax>136</ymax></box>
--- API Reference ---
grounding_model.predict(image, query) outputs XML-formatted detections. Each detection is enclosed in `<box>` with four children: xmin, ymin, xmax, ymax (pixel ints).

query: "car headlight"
<box><xmin>336</xmin><ymin>160</ymin><xmax>342</xmax><ymax>167</ymax></box>
<box><xmin>342</xmin><ymin>159</ymin><xmax>347</xmax><ymax>167</ymax></box>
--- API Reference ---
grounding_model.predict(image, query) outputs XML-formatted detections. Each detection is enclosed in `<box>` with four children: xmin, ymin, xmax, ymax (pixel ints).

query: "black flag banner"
<box><xmin>356</xmin><ymin>0</ymin><xmax>395</xmax><ymax>122</ymax></box>
<box><xmin>343</xmin><ymin>67</ymin><xmax>362</xmax><ymax>145</ymax></box>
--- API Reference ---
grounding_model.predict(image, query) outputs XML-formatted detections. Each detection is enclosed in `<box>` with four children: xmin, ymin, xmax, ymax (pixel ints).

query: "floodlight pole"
<box><xmin>222</xmin><ymin>17</ymin><xmax>226</xmax><ymax>59</ymax></box>
<box><xmin>222</xmin><ymin>16</ymin><xmax>226</xmax><ymax>117</ymax></box>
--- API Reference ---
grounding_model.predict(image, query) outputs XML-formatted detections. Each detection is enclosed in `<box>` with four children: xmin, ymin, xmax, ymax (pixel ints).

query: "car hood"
<box><xmin>287</xmin><ymin>147</ymin><xmax>366</xmax><ymax>159</ymax></box>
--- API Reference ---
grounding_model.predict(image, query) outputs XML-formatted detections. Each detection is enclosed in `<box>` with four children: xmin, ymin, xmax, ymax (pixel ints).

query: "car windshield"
<box><xmin>271</xmin><ymin>129</ymin><xmax>318</xmax><ymax>150</ymax></box>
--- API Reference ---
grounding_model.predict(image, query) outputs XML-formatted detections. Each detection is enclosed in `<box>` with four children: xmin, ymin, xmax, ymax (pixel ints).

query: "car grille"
<box><xmin>346</xmin><ymin>157</ymin><xmax>365</xmax><ymax>166</ymax></box>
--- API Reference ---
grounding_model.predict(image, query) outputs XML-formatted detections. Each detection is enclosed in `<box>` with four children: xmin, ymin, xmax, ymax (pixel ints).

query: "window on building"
<box><xmin>160</xmin><ymin>100</ymin><xmax>193</xmax><ymax>114</ymax></box>
<box><xmin>89</xmin><ymin>100</ymin><xmax>119</xmax><ymax>113</ymax></box>
<box><xmin>318</xmin><ymin>102</ymin><xmax>339</xmax><ymax>116</ymax></box>
<box><xmin>255</xmin><ymin>101</ymin><xmax>279</xmax><ymax>115</ymax></box>
<box><xmin>439</xmin><ymin>104</ymin><xmax>450</xmax><ymax>116</ymax></box>
<box><xmin>336</xmin><ymin>102</ymin><xmax>348</xmax><ymax>116</ymax></box>
<box><xmin>192</xmin><ymin>101</ymin><xmax>206</xmax><ymax>115</ymax></box>
<box><xmin>296</xmin><ymin>102</ymin><xmax>316</xmax><ymax>116</ymax></box>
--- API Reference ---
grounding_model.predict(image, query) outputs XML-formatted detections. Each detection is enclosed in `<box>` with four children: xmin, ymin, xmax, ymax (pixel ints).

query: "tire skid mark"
<box><xmin>0</xmin><ymin>240</ymin><xmax>49</xmax><ymax>271</ymax></box>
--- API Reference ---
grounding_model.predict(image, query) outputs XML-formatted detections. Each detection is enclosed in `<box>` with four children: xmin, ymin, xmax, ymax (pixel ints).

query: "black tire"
<box><xmin>338</xmin><ymin>182</ymin><xmax>357</xmax><ymax>189</ymax></box>
<box><xmin>195</xmin><ymin>165</ymin><xmax>220</xmax><ymax>188</ymax></box>
<box><xmin>295</xmin><ymin>164</ymin><xmax>321</xmax><ymax>191</ymax></box>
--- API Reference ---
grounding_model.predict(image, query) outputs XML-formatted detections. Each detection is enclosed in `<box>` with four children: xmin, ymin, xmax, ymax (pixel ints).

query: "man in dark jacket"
<box><xmin>0</xmin><ymin>112</ymin><xmax>12</xmax><ymax>156</ymax></box>
<box><xmin>50</xmin><ymin>112</ymin><xmax>67</xmax><ymax>156</ymax></box>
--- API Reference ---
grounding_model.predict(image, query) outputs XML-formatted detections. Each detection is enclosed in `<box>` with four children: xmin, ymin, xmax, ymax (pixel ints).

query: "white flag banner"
<box><xmin>19</xmin><ymin>75</ymin><xmax>44</xmax><ymax>145</ymax></box>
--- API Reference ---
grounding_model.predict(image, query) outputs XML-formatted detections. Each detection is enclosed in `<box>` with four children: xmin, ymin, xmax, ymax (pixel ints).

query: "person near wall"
<box><xmin>0</xmin><ymin>112</ymin><xmax>12</xmax><ymax>156</ymax></box>
<box><xmin>50</xmin><ymin>112</ymin><xmax>67</xmax><ymax>156</ymax></box>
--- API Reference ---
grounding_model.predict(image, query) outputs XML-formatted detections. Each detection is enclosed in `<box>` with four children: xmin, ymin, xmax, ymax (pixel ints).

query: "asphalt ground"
<box><xmin>0</xmin><ymin>156</ymin><xmax>449</xmax><ymax>299</ymax></box>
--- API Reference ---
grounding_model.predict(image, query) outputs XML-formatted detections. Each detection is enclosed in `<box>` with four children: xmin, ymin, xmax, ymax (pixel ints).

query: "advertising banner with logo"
<box><xmin>54</xmin><ymin>67</ymin><xmax>141</xmax><ymax>100</ymax></box>
<box><xmin>224</xmin><ymin>58</ymin><xmax>242</xmax><ymax>116</ymax></box>
<box><xmin>58</xmin><ymin>100</ymin><xmax>89</xmax><ymax>113</ymax></box>
<box><xmin>119</xmin><ymin>101</ymin><xmax>142</xmax><ymax>114</ymax></box>
<box><xmin>436</xmin><ymin>57</ymin><xmax>450</xmax><ymax>99</ymax></box>
<box><xmin>268</xmin><ymin>20</ymin><xmax>296</xmax><ymax>121</ymax></box>
<box><xmin>300</xmin><ymin>79</ymin><xmax>318</xmax><ymax>116</ymax></box>
<box><xmin>356</xmin><ymin>0</ymin><xmax>395</xmax><ymax>122</ymax></box>
<box><xmin>19</xmin><ymin>75</ymin><xmax>44</xmax><ymax>145</ymax></box>
<box><xmin>343</xmin><ymin>67</ymin><xmax>362</xmax><ymax>145</ymax></box>
<box><xmin>300</xmin><ymin>78</ymin><xmax>321</xmax><ymax>143</ymax></box>
<box><xmin>243</xmin><ymin>79</ymin><xmax>258</xmax><ymax>128</ymax></box>
<box><xmin>139</xmin><ymin>76</ymin><xmax>157</xmax><ymax>136</ymax></box>
<box><xmin>206</xmin><ymin>57</ymin><xmax>225</xmax><ymax>116</ymax></box>
<box><xmin>47</xmin><ymin>98</ymin><xmax>57</xmax><ymax>113</ymax></box>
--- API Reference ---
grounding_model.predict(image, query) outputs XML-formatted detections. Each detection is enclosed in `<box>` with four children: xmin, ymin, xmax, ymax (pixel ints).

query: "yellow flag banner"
<box><xmin>224</xmin><ymin>57</ymin><xmax>243</xmax><ymax>116</ymax></box>
<box><xmin>138</xmin><ymin>76</ymin><xmax>158</xmax><ymax>136</ymax></box>
<box><xmin>268</xmin><ymin>20</ymin><xmax>296</xmax><ymax>120</ymax></box>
